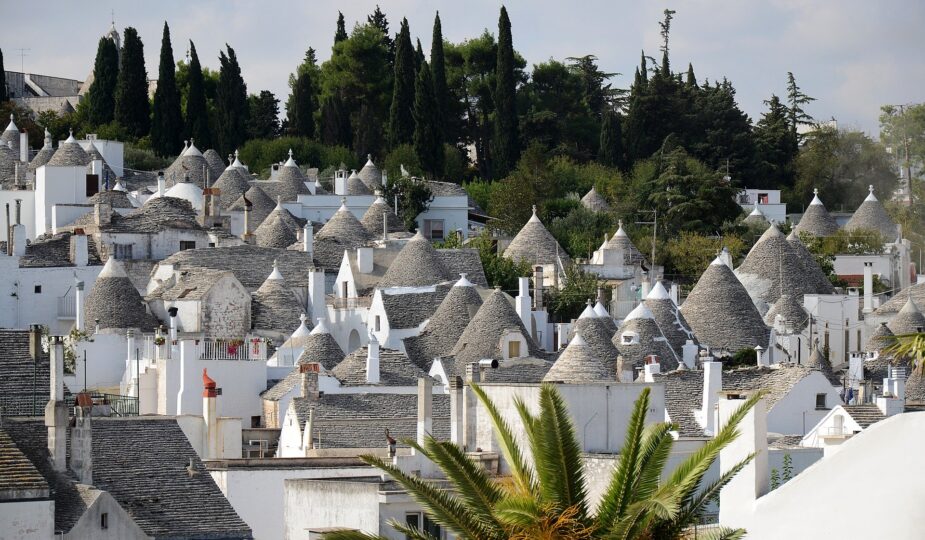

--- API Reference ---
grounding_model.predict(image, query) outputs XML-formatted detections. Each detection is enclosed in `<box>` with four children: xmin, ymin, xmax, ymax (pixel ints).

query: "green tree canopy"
<box><xmin>86</xmin><ymin>37</ymin><xmax>120</xmax><ymax>127</ymax></box>
<box><xmin>0</xmin><ymin>49</ymin><xmax>7</xmax><ymax>103</ymax></box>
<box><xmin>388</xmin><ymin>18</ymin><xmax>416</xmax><ymax>148</ymax></box>
<box><xmin>216</xmin><ymin>44</ymin><xmax>249</xmax><ymax>155</ymax></box>
<box><xmin>492</xmin><ymin>6</ymin><xmax>520</xmax><ymax>178</ymax></box>
<box><xmin>430</xmin><ymin>13</ymin><xmax>448</xmax><ymax>145</ymax></box>
<box><xmin>183</xmin><ymin>41</ymin><xmax>211</xmax><ymax>149</ymax></box>
<box><xmin>247</xmin><ymin>90</ymin><xmax>280</xmax><ymax>140</ymax></box>
<box><xmin>413</xmin><ymin>62</ymin><xmax>444</xmax><ymax>178</ymax></box>
<box><xmin>151</xmin><ymin>22</ymin><xmax>183</xmax><ymax>156</ymax></box>
<box><xmin>114</xmin><ymin>27</ymin><xmax>150</xmax><ymax>138</ymax></box>
<box><xmin>334</xmin><ymin>11</ymin><xmax>348</xmax><ymax>44</ymax></box>
<box><xmin>287</xmin><ymin>70</ymin><xmax>316</xmax><ymax>138</ymax></box>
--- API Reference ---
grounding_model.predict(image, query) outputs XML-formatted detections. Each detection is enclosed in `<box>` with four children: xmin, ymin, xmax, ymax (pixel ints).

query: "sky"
<box><xmin>3</xmin><ymin>0</ymin><xmax>924</xmax><ymax>136</ymax></box>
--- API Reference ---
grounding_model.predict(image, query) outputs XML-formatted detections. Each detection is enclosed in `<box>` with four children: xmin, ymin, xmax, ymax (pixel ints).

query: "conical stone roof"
<box><xmin>0</xmin><ymin>115</ymin><xmax>19</xmax><ymax>158</ymax></box>
<box><xmin>379</xmin><ymin>233</ymin><xmax>447</xmax><ymax>288</ymax></box>
<box><xmin>544</xmin><ymin>334</ymin><xmax>615</xmax><ymax>383</ymax></box>
<box><xmin>357</xmin><ymin>155</ymin><xmax>382</xmax><ymax>191</ymax></box>
<box><xmin>793</xmin><ymin>189</ymin><xmax>839</xmax><ymax>237</ymax></box>
<box><xmin>203</xmin><ymin>149</ymin><xmax>226</xmax><ymax>180</ymax></box>
<box><xmin>865</xmin><ymin>322</ymin><xmax>894</xmax><ymax>353</ymax></box>
<box><xmin>742</xmin><ymin>202</ymin><xmax>769</xmax><ymax>225</ymax></box>
<box><xmin>213</xmin><ymin>167</ymin><xmax>252</xmax><ymax>209</ymax></box>
<box><xmin>763</xmin><ymin>293</ymin><xmax>808</xmax><ymax>330</ymax></box>
<box><xmin>905</xmin><ymin>364</ymin><xmax>925</xmax><ymax>403</ymax></box>
<box><xmin>276</xmin><ymin>150</ymin><xmax>311</xmax><ymax>201</ymax></box>
<box><xmin>644</xmin><ymin>281</ymin><xmax>697</xmax><ymax>358</ymax></box>
<box><xmin>0</xmin><ymin>143</ymin><xmax>17</xmax><ymax>185</ymax></box>
<box><xmin>84</xmin><ymin>257</ymin><xmax>157</xmax><ymax>331</ymax></box>
<box><xmin>613</xmin><ymin>303</ymin><xmax>679</xmax><ymax>370</ymax></box>
<box><xmin>346</xmin><ymin>170</ymin><xmax>373</xmax><ymax>195</ymax></box>
<box><xmin>844</xmin><ymin>185</ymin><xmax>898</xmax><ymax>241</ymax></box>
<box><xmin>735</xmin><ymin>223</ymin><xmax>819</xmax><ymax>306</ymax></box>
<box><xmin>251</xmin><ymin>262</ymin><xmax>304</xmax><ymax>334</ymax></box>
<box><xmin>786</xmin><ymin>231</ymin><xmax>835</xmax><ymax>294</ymax></box>
<box><xmin>255</xmin><ymin>202</ymin><xmax>300</xmax><ymax>248</ymax></box>
<box><xmin>47</xmin><ymin>133</ymin><xmax>91</xmax><ymax>167</ymax></box>
<box><xmin>680</xmin><ymin>257</ymin><xmax>770</xmax><ymax>353</ymax></box>
<box><xmin>805</xmin><ymin>344</ymin><xmax>840</xmax><ymax>385</ymax></box>
<box><xmin>229</xmin><ymin>186</ymin><xmax>276</xmax><ymax>230</ymax></box>
<box><xmin>580</xmin><ymin>186</ymin><xmax>611</xmax><ymax>213</ymax></box>
<box><xmin>503</xmin><ymin>206</ymin><xmax>571</xmax><ymax>266</ymax></box>
<box><xmin>281</xmin><ymin>314</ymin><xmax>314</xmax><ymax>348</ymax></box>
<box><xmin>403</xmin><ymin>274</ymin><xmax>483</xmax><ymax>368</ymax></box>
<box><xmin>164</xmin><ymin>143</ymin><xmax>209</xmax><ymax>188</ymax></box>
<box><xmin>361</xmin><ymin>196</ymin><xmax>406</xmax><ymax>236</ymax></box>
<box><xmin>568</xmin><ymin>308</ymin><xmax>619</xmax><ymax>367</ymax></box>
<box><xmin>295</xmin><ymin>319</ymin><xmax>345</xmax><ymax>370</ymax></box>
<box><xmin>163</xmin><ymin>177</ymin><xmax>204</xmax><ymax>211</ymax></box>
<box><xmin>29</xmin><ymin>130</ymin><xmax>55</xmax><ymax>171</ymax></box>
<box><xmin>317</xmin><ymin>200</ymin><xmax>373</xmax><ymax>243</ymax></box>
<box><xmin>888</xmin><ymin>297</ymin><xmax>925</xmax><ymax>335</ymax></box>
<box><xmin>451</xmin><ymin>288</ymin><xmax>540</xmax><ymax>366</ymax></box>
<box><xmin>605</xmin><ymin>220</ymin><xmax>646</xmax><ymax>265</ymax></box>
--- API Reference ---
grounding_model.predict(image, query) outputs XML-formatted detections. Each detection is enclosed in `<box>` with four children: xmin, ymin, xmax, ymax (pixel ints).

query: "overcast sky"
<box><xmin>4</xmin><ymin>0</ymin><xmax>924</xmax><ymax>135</ymax></box>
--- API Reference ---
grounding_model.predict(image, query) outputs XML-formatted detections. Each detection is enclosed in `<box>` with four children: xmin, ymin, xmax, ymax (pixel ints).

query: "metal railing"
<box><xmin>57</xmin><ymin>295</ymin><xmax>76</xmax><ymax>319</ymax></box>
<box><xmin>201</xmin><ymin>339</ymin><xmax>260</xmax><ymax>361</ymax></box>
<box><xmin>65</xmin><ymin>392</ymin><xmax>139</xmax><ymax>417</ymax></box>
<box><xmin>326</xmin><ymin>295</ymin><xmax>372</xmax><ymax>310</ymax></box>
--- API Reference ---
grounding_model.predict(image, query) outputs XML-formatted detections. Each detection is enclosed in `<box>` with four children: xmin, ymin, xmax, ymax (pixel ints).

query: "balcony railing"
<box><xmin>326</xmin><ymin>295</ymin><xmax>372</xmax><ymax>310</ymax></box>
<box><xmin>201</xmin><ymin>339</ymin><xmax>264</xmax><ymax>361</ymax></box>
<box><xmin>57</xmin><ymin>295</ymin><xmax>76</xmax><ymax>319</ymax></box>
<box><xmin>65</xmin><ymin>392</ymin><xmax>139</xmax><ymax>417</ymax></box>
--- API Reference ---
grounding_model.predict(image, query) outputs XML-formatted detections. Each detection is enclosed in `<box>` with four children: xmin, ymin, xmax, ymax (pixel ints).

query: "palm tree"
<box><xmin>884</xmin><ymin>332</ymin><xmax>925</xmax><ymax>365</ymax></box>
<box><xmin>324</xmin><ymin>384</ymin><xmax>763</xmax><ymax>540</ymax></box>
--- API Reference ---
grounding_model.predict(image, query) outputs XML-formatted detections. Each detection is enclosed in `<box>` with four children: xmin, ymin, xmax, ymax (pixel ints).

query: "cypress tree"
<box><xmin>335</xmin><ymin>12</ymin><xmax>348</xmax><ymax>44</ymax></box>
<box><xmin>0</xmin><ymin>49</ymin><xmax>7</xmax><ymax>103</ymax></box>
<box><xmin>493</xmin><ymin>6</ymin><xmax>519</xmax><ymax>178</ymax></box>
<box><xmin>388</xmin><ymin>18</ymin><xmax>415</xmax><ymax>148</ymax></box>
<box><xmin>430</xmin><ymin>13</ymin><xmax>448</xmax><ymax>143</ymax></box>
<box><xmin>320</xmin><ymin>94</ymin><xmax>351</xmax><ymax>147</ymax></box>
<box><xmin>185</xmin><ymin>41</ymin><xmax>211</xmax><ymax>149</ymax></box>
<box><xmin>414</xmin><ymin>39</ymin><xmax>425</xmax><ymax>73</ymax></box>
<box><xmin>216</xmin><ymin>44</ymin><xmax>248</xmax><ymax>156</ymax></box>
<box><xmin>599</xmin><ymin>109</ymin><xmax>624</xmax><ymax>169</ymax></box>
<box><xmin>247</xmin><ymin>90</ymin><xmax>280</xmax><ymax>139</ymax></box>
<box><xmin>114</xmin><ymin>27</ymin><xmax>150</xmax><ymax>138</ymax></box>
<box><xmin>86</xmin><ymin>37</ymin><xmax>120</xmax><ymax>126</ymax></box>
<box><xmin>151</xmin><ymin>22</ymin><xmax>183</xmax><ymax>156</ymax></box>
<box><xmin>685</xmin><ymin>63</ymin><xmax>697</xmax><ymax>89</ymax></box>
<box><xmin>354</xmin><ymin>103</ymin><xmax>382</xmax><ymax>161</ymax></box>
<box><xmin>288</xmin><ymin>70</ymin><xmax>315</xmax><ymax>138</ymax></box>
<box><xmin>413</xmin><ymin>62</ymin><xmax>443</xmax><ymax>178</ymax></box>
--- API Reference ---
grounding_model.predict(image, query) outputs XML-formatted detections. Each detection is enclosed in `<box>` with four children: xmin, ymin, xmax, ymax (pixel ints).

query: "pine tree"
<box><xmin>114</xmin><ymin>27</ymin><xmax>150</xmax><ymax>138</ymax></box>
<box><xmin>388</xmin><ymin>18</ymin><xmax>415</xmax><ymax>148</ymax></box>
<box><xmin>786</xmin><ymin>72</ymin><xmax>815</xmax><ymax>140</ymax></box>
<box><xmin>247</xmin><ymin>90</ymin><xmax>279</xmax><ymax>139</ymax></box>
<box><xmin>216</xmin><ymin>44</ymin><xmax>248</xmax><ymax>156</ymax></box>
<box><xmin>658</xmin><ymin>9</ymin><xmax>676</xmax><ymax>76</ymax></box>
<box><xmin>320</xmin><ymin>94</ymin><xmax>351</xmax><ymax>147</ymax></box>
<box><xmin>0</xmin><ymin>49</ymin><xmax>7</xmax><ymax>103</ymax></box>
<box><xmin>493</xmin><ymin>6</ymin><xmax>519</xmax><ymax>178</ymax></box>
<box><xmin>151</xmin><ymin>22</ymin><xmax>183</xmax><ymax>156</ymax></box>
<box><xmin>86</xmin><ymin>37</ymin><xmax>120</xmax><ymax>126</ymax></box>
<box><xmin>755</xmin><ymin>94</ymin><xmax>797</xmax><ymax>190</ymax></box>
<box><xmin>367</xmin><ymin>6</ymin><xmax>394</xmax><ymax>65</ymax></box>
<box><xmin>413</xmin><ymin>62</ymin><xmax>443</xmax><ymax>177</ymax></box>
<box><xmin>335</xmin><ymin>12</ymin><xmax>348</xmax><ymax>44</ymax></box>
<box><xmin>185</xmin><ymin>41</ymin><xmax>211</xmax><ymax>149</ymax></box>
<box><xmin>430</xmin><ymin>13</ymin><xmax>448</xmax><ymax>143</ymax></box>
<box><xmin>354</xmin><ymin>103</ymin><xmax>382</xmax><ymax>160</ymax></box>
<box><xmin>599</xmin><ymin>109</ymin><xmax>624</xmax><ymax>169</ymax></box>
<box><xmin>288</xmin><ymin>70</ymin><xmax>315</xmax><ymax>138</ymax></box>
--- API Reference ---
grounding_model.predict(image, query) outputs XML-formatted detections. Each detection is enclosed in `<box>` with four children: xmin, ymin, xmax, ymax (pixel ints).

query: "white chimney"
<box><xmin>45</xmin><ymin>335</ymin><xmax>67</xmax><ymax>472</ymax></box>
<box><xmin>682</xmin><ymin>340</ymin><xmax>698</xmax><ymax>369</ymax></box>
<box><xmin>357</xmin><ymin>247</ymin><xmax>374</xmax><ymax>274</ymax></box>
<box><xmin>71</xmin><ymin>401</ymin><xmax>93</xmax><ymax>484</ymax></box>
<box><xmin>702</xmin><ymin>357</ymin><xmax>723</xmax><ymax>436</ymax></box>
<box><xmin>516</xmin><ymin>276</ymin><xmax>532</xmax><ymax>332</ymax></box>
<box><xmin>557</xmin><ymin>322</ymin><xmax>570</xmax><ymax>349</ymax></box>
<box><xmin>847</xmin><ymin>352</ymin><xmax>865</xmax><ymax>393</ymax></box>
<box><xmin>755</xmin><ymin>345</ymin><xmax>769</xmax><ymax>367</ymax></box>
<box><xmin>75</xmin><ymin>280</ymin><xmax>85</xmax><ymax>332</ymax></box>
<box><xmin>718</xmin><ymin>396</ymin><xmax>769</xmax><ymax>526</ymax></box>
<box><xmin>366</xmin><ymin>335</ymin><xmax>380</xmax><ymax>384</ymax></box>
<box><xmin>308</xmin><ymin>269</ymin><xmax>325</xmax><ymax>324</ymax></box>
<box><xmin>11</xmin><ymin>223</ymin><xmax>26</xmax><ymax>257</ymax></box>
<box><xmin>417</xmin><ymin>377</ymin><xmax>433</xmax><ymax>445</ymax></box>
<box><xmin>643</xmin><ymin>358</ymin><xmax>661</xmax><ymax>382</ymax></box>
<box><xmin>719</xmin><ymin>247</ymin><xmax>733</xmax><ymax>269</ymax></box>
<box><xmin>19</xmin><ymin>131</ymin><xmax>28</xmax><ymax>163</ymax></box>
<box><xmin>334</xmin><ymin>169</ymin><xmax>347</xmax><ymax>195</ymax></box>
<box><xmin>71</xmin><ymin>231</ymin><xmax>89</xmax><ymax>267</ymax></box>
<box><xmin>202</xmin><ymin>369</ymin><xmax>220</xmax><ymax>459</ymax></box>
<box><xmin>303</xmin><ymin>223</ymin><xmax>313</xmax><ymax>254</ymax></box>
<box><xmin>863</xmin><ymin>262</ymin><xmax>874</xmax><ymax>313</ymax></box>
<box><xmin>533</xmin><ymin>266</ymin><xmax>544</xmax><ymax>309</ymax></box>
<box><xmin>157</xmin><ymin>172</ymin><xmax>166</xmax><ymax>197</ymax></box>
<box><xmin>91</xmin><ymin>159</ymin><xmax>103</xmax><ymax>177</ymax></box>
<box><xmin>670</xmin><ymin>283</ymin><xmax>680</xmax><ymax>305</ymax></box>
<box><xmin>640</xmin><ymin>274</ymin><xmax>651</xmax><ymax>299</ymax></box>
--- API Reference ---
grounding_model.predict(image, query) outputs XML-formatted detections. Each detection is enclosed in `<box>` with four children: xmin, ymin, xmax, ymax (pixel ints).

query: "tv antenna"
<box><xmin>15</xmin><ymin>48</ymin><xmax>30</xmax><ymax>73</ymax></box>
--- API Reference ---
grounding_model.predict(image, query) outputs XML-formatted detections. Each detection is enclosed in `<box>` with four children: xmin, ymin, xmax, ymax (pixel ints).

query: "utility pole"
<box><xmin>635</xmin><ymin>209</ymin><xmax>658</xmax><ymax>271</ymax></box>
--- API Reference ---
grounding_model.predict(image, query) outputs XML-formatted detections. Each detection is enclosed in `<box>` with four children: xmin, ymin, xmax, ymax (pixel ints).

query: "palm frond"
<box><xmin>359</xmin><ymin>453</ymin><xmax>499</xmax><ymax>540</ymax></box>
<box><xmin>884</xmin><ymin>332</ymin><xmax>925</xmax><ymax>364</ymax></box>
<box><xmin>603</xmin><ymin>490</ymin><xmax>679</xmax><ymax>540</ymax></box>
<box><xmin>595</xmin><ymin>387</ymin><xmax>651</xmax><ymax>529</ymax></box>
<box><xmin>697</xmin><ymin>525</ymin><xmax>748</xmax><ymax>540</ymax></box>
<box><xmin>386</xmin><ymin>520</ymin><xmax>442</xmax><ymax>540</ymax></box>
<box><xmin>632</xmin><ymin>421</ymin><xmax>675</xmax><ymax>501</ymax></box>
<box><xmin>532</xmin><ymin>383</ymin><xmax>589</xmax><ymax>520</ymax></box>
<box><xmin>471</xmin><ymin>383</ymin><xmax>536</xmax><ymax>496</ymax></box>
<box><xmin>493</xmin><ymin>494</ymin><xmax>544</xmax><ymax>529</ymax></box>
<box><xmin>321</xmin><ymin>530</ymin><xmax>389</xmax><ymax>540</ymax></box>
<box><xmin>404</xmin><ymin>435</ymin><xmax>505</xmax><ymax>531</ymax></box>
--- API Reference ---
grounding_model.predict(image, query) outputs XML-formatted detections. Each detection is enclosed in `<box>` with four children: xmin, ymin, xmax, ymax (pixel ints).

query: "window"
<box><xmin>33</xmin><ymin>285</ymin><xmax>41</xmax><ymax>294</ymax></box>
<box><xmin>423</xmin><ymin>219</ymin><xmax>445</xmax><ymax>240</ymax></box>
<box><xmin>508</xmin><ymin>340</ymin><xmax>521</xmax><ymax>359</ymax></box>
<box><xmin>113</xmin><ymin>243</ymin><xmax>133</xmax><ymax>260</ymax></box>
<box><xmin>179</xmin><ymin>241</ymin><xmax>196</xmax><ymax>251</ymax></box>
<box><xmin>815</xmin><ymin>393</ymin><xmax>827</xmax><ymax>409</ymax></box>
<box><xmin>85</xmin><ymin>174</ymin><xmax>99</xmax><ymax>197</ymax></box>
<box><xmin>375</xmin><ymin>316</ymin><xmax>381</xmax><ymax>332</ymax></box>
<box><xmin>405</xmin><ymin>513</ymin><xmax>441</xmax><ymax>539</ymax></box>
<box><xmin>758</xmin><ymin>193</ymin><xmax>769</xmax><ymax>204</ymax></box>
<box><xmin>100</xmin><ymin>512</ymin><xmax>108</xmax><ymax>529</ymax></box>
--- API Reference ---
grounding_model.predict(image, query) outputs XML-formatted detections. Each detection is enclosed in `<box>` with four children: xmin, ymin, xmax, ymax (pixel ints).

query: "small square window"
<box><xmin>179</xmin><ymin>241</ymin><xmax>196</xmax><ymax>251</ymax></box>
<box><xmin>34</xmin><ymin>285</ymin><xmax>42</xmax><ymax>294</ymax></box>
<box><xmin>100</xmin><ymin>512</ymin><xmax>108</xmax><ymax>529</ymax></box>
<box><xmin>508</xmin><ymin>340</ymin><xmax>521</xmax><ymax>359</ymax></box>
<box><xmin>815</xmin><ymin>393</ymin><xmax>827</xmax><ymax>409</ymax></box>
<box><xmin>375</xmin><ymin>316</ymin><xmax>381</xmax><ymax>332</ymax></box>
